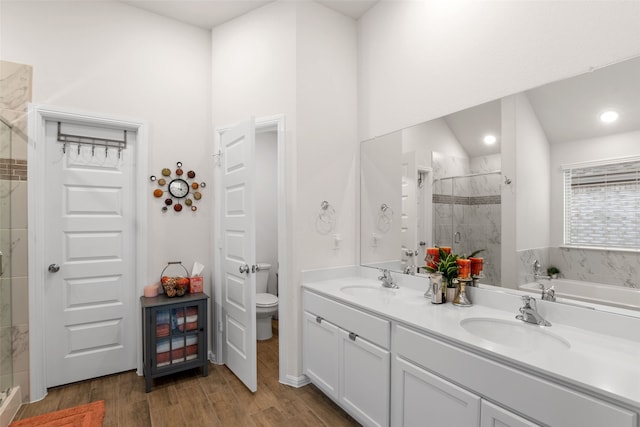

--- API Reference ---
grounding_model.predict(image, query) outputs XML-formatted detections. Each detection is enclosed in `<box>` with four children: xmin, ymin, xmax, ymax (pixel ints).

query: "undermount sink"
<box><xmin>460</xmin><ymin>317</ymin><xmax>571</xmax><ymax>351</ymax></box>
<box><xmin>340</xmin><ymin>285</ymin><xmax>396</xmax><ymax>297</ymax></box>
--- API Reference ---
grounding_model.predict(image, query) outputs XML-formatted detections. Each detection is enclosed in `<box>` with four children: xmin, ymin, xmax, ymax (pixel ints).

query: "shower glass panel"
<box><xmin>0</xmin><ymin>117</ymin><xmax>14</xmax><ymax>403</ymax></box>
<box><xmin>433</xmin><ymin>172</ymin><xmax>501</xmax><ymax>286</ymax></box>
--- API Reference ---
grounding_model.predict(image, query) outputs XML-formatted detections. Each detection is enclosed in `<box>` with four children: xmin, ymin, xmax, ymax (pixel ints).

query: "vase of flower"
<box><xmin>425</xmin><ymin>247</ymin><xmax>459</xmax><ymax>303</ymax></box>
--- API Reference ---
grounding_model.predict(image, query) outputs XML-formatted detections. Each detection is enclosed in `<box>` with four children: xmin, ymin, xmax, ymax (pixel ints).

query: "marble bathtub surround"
<box><xmin>517</xmin><ymin>246</ymin><xmax>640</xmax><ymax>289</ymax></box>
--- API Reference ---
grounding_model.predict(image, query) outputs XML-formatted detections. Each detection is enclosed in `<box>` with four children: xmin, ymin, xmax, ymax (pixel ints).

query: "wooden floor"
<box><xmin>13</xmin><ymin>321</ymin><xmax>359</xmax><ymax>426</ymax></box>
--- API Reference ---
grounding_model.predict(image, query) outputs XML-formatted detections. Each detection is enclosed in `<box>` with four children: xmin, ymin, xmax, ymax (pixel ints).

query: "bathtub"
<box><xmin>519</xmin><ymin>279</ymin><xmax>640</xmax><ymax>312</ymax></box>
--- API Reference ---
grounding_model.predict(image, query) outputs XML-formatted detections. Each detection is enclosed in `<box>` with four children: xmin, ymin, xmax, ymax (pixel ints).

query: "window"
<box><xmin>564</xmin><ymin>158</ymin><xmax>640</xmax><ymax>249</ymax></box>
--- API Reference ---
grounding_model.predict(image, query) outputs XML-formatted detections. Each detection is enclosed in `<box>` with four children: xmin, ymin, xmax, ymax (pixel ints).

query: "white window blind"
<box><xmin>564</xmin><ymin>159</ymin><xmax>640</xmax><ymax>248</ymax></box>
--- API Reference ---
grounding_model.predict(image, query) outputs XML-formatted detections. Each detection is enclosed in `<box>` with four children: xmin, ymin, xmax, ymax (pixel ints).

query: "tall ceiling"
<box><xmin>443</xmin><ymin>55</ymin><xmax>640</xmax><ymax>157</ymax></box>
<box><xmin>120</xmin><ymin>0</ymin><xmax>379</xmax><ymax>29</ymax></box>
<box><xmin>119</xmin><ymin>0</ymin><xmax>639</xmax><ymax>157</ymax></box>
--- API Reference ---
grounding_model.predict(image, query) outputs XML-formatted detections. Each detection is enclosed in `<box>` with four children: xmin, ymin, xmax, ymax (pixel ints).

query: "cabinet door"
<box><xmin>303</xmin><ymin>311</ymin><xmax>340</xmax><ymax>400</ymax></box>
<box><xmin>340</xmin><ymin>330</ymin><xmax>390</xmax><ymax>427</ymax></box>
<box><xmin>392</xmin><ymin>356</ymin><xmax>480</xmax><ymax>427</ymax></box>
<box><xmin>481</xmin><ymin>400</ymin><xmax>539</xmax><ymax>427</ymax></box>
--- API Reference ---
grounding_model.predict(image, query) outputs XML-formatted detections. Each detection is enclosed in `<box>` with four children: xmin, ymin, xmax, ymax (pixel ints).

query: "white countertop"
<box><xmin>302</xmin><ymin>270</ymin><xmax>640</xmax><ymax>411</ymax></box>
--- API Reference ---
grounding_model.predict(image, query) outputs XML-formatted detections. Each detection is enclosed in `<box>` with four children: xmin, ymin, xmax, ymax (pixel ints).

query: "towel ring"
<box><xmin>380</xmin><ymin>203</ymin><xmax>394</xmax><ymax>223</ymax></box>
<box><xmin>376</xmin><ymin>203</ymin><xmax>394</xmax><ymax>232</ymax></box>
<box><xmin>316</xmin><ymin>200</ymin><xmax>336</xmax><ymax>234</ymax></box>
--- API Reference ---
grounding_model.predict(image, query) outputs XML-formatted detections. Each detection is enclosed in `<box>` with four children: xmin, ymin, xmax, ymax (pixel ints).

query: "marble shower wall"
<box><xmin>0</xmin><ymin>60</ymin><xmax>31</xmax><ymax>402</ymax></box>
<box><xmin>517</xmin><ymin>246</ymin><xmax>640</xmax><ymax>288</ymax></box>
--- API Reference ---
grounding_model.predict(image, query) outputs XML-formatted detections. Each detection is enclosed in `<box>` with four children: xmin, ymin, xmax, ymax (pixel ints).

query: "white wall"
<box><xmin>550</xmin><ymin>130</ymin><xmax>640</xmax><ymax>247</ymax></box>
<box><xmin>1</xmin><ymin>0</ymin><xmax>212</xmax><ymax>400</ymax></box>
<box><xmin>210</xmin><ymin>0</ymin><xmax>298</xmax><ymax>374</ymax></box>
<box><xmin>360</xmin><ymin>132</ymin><xmax>402</xmax><ymax>265</ymax></box>
<box><xmin>501</xmin><ymin>93</ymin><xmax>551</xmax><ymax>288</ymax></box>
<box><xmin>296</xmin><ymin>1</ymin><xmax>358</xmax><ymax>271</ymax></box>
<box><xmin>515</xmin><ymin>93</ymin><xmax>551</xmax><ymax>252</ymax></box>
<box><xmin>402</xmin><ymin>117</ymin><xmax>467</xmax><ymax>162</ymax></box>
<box><xmin>358</xmin><ymin>0</ymin><xmax>640</xmax><ymax>141</ymax></box>
<box><xmin>210</xmin><ymin>0</ymin><xmax>357</xmax><ymax>382</ymax></box>
<box><xmin>1</xmin><ymin>0</ymin><xmax>212</xmax><ymax>284</ymax></box>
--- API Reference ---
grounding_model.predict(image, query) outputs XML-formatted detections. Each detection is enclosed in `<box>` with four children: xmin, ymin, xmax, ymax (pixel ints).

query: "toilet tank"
<box><xmin>256</xmin><ymin>263</ymin><xmax>271</xmax><ymax>293</ymax></box>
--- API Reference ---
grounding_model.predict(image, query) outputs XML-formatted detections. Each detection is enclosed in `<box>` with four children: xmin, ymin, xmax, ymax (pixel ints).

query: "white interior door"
<box><xmin>44</xmin><ymin>119</ymin><xmax>136</xmax><ymax>387</ymax></box>
<box><xmin>220</xmin><ymin>119</ymin><xmax>257</xmax><ymax>392</ymax></box>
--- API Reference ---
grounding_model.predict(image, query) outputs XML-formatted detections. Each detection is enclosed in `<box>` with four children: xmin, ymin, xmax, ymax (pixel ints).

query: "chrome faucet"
<box><xmin>533</xmin><ymin>260</ymin><xmax>551</xmax><ymax>281</ymax></box>
<box><xmin>516</xmin><ymin>296</ymin><xmax>551</xmax><ymax>326</ymax></box>
<box><xmin>540</xmin><ymin>283</ymin><xmax>556</xmax><ymax>302</ymax></box>
<box><xmin>378</xmin><ymin>269</ymin><xmax>399</xmax><ymax>289</ymax></box>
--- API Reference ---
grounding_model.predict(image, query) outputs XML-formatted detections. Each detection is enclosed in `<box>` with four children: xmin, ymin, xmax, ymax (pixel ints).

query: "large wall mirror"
<box><xmin>360</xmin><ymin>55</ymin><xmax>640</xmax><ymax>301</ymax></box>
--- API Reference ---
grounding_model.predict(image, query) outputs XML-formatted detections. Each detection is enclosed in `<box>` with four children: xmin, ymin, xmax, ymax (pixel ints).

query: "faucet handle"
<box><xmin>521</xmin><ymin>295</ymin><xmax>536</xmax><ymax>308</ymax></box>
<box><xmin>533</xmin><ymin>260</ymin><xmax>542</xmax><ymax>274</ymax></box>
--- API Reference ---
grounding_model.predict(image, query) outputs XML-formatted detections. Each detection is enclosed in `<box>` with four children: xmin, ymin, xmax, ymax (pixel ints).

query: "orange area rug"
<box><xmin>10</xmin><ymin>400</ymin><xmax>105</xmax><ymax>427</ymax></box>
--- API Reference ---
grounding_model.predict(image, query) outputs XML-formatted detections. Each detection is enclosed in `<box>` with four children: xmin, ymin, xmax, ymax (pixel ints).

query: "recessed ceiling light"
<box><xmin>600</xmin><ymin>110</ymin><xmax>619</xmax><ymax>123</ymax></box>
<box><xmin>483</xmin><ymin>135</ymin><xmax>497</xmax><ymax>145</ymax></box>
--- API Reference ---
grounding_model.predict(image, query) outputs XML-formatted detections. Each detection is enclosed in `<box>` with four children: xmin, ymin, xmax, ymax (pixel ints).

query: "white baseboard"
<box><xmin>208</xmin><ymin>351</ymin><xmax>223</xmax><ymax>364</ymax></box>
<box><xmin>280</xmin><ymin>373</ymin><xmax>310</xmax><ymax>388</ymax></box>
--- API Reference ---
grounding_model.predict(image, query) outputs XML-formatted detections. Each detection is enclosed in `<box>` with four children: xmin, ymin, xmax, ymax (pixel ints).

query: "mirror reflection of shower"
<box><xmin>432</xmin><ymin>153</ymin><xmax>502</xmax><ymax>286</ymax></box>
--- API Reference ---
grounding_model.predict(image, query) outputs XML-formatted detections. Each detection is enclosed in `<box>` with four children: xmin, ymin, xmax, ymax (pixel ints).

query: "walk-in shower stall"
<box><xmin>432</xmin><ymin>171</ymin><xmax>502</xmax><ymax>286</ymax></box>
<box><xmin>0</xmin><ymin>116</ymin><xmax>24</xmax><ymax>425</ymax></box>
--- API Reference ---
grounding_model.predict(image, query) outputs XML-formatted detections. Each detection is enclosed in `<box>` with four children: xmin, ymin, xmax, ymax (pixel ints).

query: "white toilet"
<box><xmin>255</xmin><ymin>263</ymin><xmax>278</xmax><ymax>340</ymax></box>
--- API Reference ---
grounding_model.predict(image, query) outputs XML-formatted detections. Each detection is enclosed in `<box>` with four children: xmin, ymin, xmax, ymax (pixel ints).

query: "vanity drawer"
<box><xmin>303</xmin><ymin>290</ymin><xmax>390</xmax><ymax>349</ymax></box>
<box><xmin>394</xmin><ymin>324</ymin><xmax>637</xmax><ymax>427</ymax></box>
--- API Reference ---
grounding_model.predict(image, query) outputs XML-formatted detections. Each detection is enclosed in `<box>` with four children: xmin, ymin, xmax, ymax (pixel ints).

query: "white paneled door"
<box><xmin>44</xmin><ymin>120</ymin><xmax>136</xmax><ymax>387</ymax></box>
<box><xmin>220</xmin><ymin>119</ymin><xmax>257</xmax><ymax>392</ymax></box>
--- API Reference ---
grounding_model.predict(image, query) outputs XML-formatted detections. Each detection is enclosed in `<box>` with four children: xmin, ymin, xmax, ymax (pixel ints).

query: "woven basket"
<box><xmin>160</xmin><ymin>261</ymin><xmax>190</xmax><ymax>297</ymax></box>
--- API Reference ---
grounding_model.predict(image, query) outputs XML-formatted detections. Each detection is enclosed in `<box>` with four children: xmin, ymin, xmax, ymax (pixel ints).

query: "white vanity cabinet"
<box><xmin>393</xmin><ymin>323</ymin><xmax>637</xmax><ymax>427</ymax></box>
<box><xmin>480</xmin><ymin>401</ymin><xmax>539</xmax><ymax>427</ymax></box>
<box><xmin>303</xmin><ymin>290</ymin><xmax>391</xmax><ymax>427</ymax></box>
<box><xmin>303</xmin><ymin>311</ymin><xmax>340</xmax><ymax>400</ymax></box>
<box><xmin>392</xmin><ymin>355</ymin><xmax>480</xmax><ymax>426</ymax></box>
<box><xmin>392</xmin><ymin>354</ymin><xmax>539</xmax><ymax>427</ymax></box>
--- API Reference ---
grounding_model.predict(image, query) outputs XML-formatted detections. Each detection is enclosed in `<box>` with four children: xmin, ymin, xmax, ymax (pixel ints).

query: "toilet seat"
<box><xmin>256</xmin><ymin>292</ymin><xmax>278</xmax><ymax>308</ymax></box>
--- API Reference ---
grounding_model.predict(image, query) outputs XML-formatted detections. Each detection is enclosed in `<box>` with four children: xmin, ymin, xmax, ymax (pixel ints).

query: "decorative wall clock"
<box><xmin>150</xmin><ymin>162</ymin><xmax>205</xmax><ymax>213</ymax></box>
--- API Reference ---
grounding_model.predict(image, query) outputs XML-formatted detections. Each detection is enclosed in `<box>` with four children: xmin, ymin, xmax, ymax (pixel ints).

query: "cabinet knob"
<box><xmin>349</xmin><ymin>332</ymin><xmax>358</xmax><ymax>341</ymax></box>
<box><xmin>315</xmin><ymin>316</ymin><xmax>323</xmax><ymax>324</ymax></box>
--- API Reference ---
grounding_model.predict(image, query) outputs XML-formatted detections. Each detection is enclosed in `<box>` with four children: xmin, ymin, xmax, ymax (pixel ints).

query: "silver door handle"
<box><xmin>454</xmin><ymin>231</ymin><xmax>461</xmax><ymax>244</ymax></box>
<box><xmin>239</xmin><ymin>264</ymin><xmax>250</xmax><ymax>274</ymax></box>
<box><xmin>48</xmin><ymin>264</ymin><xmax>60</xmax><ymax>273</ymax></box>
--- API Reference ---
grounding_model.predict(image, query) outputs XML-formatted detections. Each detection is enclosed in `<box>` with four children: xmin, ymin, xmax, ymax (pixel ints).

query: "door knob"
<box><xmin>48</xmin><ymin>264</ymin><xmax>60</xmax><ymax>273</ymax></box>
<box><xmin>239</xmin><ymin>264</ymin><xmax>250</xmax><ymax>274</ymax></box>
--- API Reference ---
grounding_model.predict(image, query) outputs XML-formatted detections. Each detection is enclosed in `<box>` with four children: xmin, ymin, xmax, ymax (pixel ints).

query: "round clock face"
<box><xmin>168</xmin><ymin>179</ymin><xmax>189</xmax><ymax>198</ymax></box>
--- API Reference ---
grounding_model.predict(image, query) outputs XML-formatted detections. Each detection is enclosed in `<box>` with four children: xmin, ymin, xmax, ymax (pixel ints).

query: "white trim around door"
<box><xmin>27</xmin><ymin>104</ymin><xmax>148</xmax><ymax>402</ymax></box>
